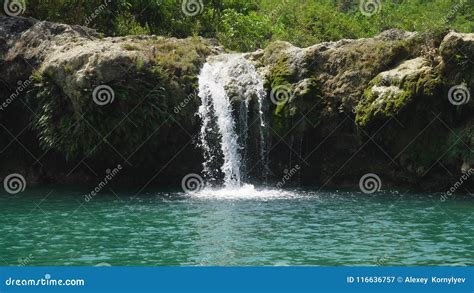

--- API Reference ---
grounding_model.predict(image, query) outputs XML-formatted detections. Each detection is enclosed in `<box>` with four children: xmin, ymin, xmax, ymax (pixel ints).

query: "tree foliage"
<box><xmin>21</xmin><ymin>0</ymin><xmax>474</xmax><ymax>51</ymax></box>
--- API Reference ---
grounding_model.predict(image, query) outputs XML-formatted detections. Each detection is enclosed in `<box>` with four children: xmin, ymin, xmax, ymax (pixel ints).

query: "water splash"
<box><xmin>191</xmin><ymin>184</ymin><xmax>301</xmax><ymax>200</ymax></box>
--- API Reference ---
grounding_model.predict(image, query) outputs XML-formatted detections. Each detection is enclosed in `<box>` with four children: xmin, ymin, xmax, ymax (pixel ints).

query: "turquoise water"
<box><xmin>0</xmin><ymin>187</ymin><xmax>473</xmax><ymax>266</ymax></box>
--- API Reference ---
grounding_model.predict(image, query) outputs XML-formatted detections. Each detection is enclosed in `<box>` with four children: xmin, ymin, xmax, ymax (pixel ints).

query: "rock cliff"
<box><xmin>0</xmin><ymin>16</ymin><xmax>472</xmax><ymax>190</ymax></box>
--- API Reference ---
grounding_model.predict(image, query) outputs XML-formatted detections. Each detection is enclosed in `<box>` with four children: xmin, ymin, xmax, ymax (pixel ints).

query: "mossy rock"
<box><xmin>440</xmin><ymin>32</ymin><xmax>474</xmax><ymax>86</ymax></box>
<box><xmin>355</xmin><ymin>58</ymin><xmax>439</xmax><ymax>128</ymax></box>
<box><xmin>27</xmin><ymin>36</ymin><xmax>219</xmax><ymax>164</ymax></box>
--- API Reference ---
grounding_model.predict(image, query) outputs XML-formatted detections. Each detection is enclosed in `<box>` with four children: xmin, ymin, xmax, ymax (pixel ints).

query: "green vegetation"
<box><xmin>31</xmin><ymin>68</ymin><xmax>171</xmax><ymax>162</ymax></box>
<box><xmin>21</xmin><ymin>0</ymin><xmax>473</xmax><ymax>52</ymax></box>
<box><xmin>27</xmin><ymin>37</ymin><xmax>210</xmax><ymax>162</ymax></box>
<box><xmin>355</xmin><ymin>72</ymin><xmax>442</xmax><ymax>128</ymax></box>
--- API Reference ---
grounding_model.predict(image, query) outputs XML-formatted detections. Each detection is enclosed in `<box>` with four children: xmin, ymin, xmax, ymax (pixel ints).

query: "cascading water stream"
<box><xmin>254</xmin><ymin>68</ymin><xmax>270</xmax><ymax>180</ymax></box>
<box><xmin>198</xmin><ymin>56</ymin><xmax>243</xmax><ymax>188</ymax></box>
<box><xmin>197</xmin><ymin>54</ymin><xmax>268</xmax><ymax>190</ymax></box>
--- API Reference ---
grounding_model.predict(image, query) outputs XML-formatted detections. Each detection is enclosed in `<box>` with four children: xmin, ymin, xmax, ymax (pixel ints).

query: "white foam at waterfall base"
<box><xmin>190</xmin><ymin>185</ymin><xmax>300</xmax><ymax>200</ymax></box>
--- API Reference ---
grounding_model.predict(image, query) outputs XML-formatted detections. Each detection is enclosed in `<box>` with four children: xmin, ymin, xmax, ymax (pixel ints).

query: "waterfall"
<box><xmin>197</xmin><ymin>54</ymin><xmax>268</xmax><ymax>189</ymax></box>
<box><xmin>256</xmin><ymin>75</ymin><xmax>269</xmax><ymax>181</ymax></box>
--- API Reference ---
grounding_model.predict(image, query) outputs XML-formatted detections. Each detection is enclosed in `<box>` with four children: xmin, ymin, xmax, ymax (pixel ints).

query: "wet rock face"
<box><xmin>355</xmin><ymin>57</ymin><xmax>435</xmax><ymax>127</ymax></box>
<box><xmin>258</xmin><ymin>30</ymin><xmax>421</xmax><ymax>112</ymax></box>
<box><xmin>0</xmin><ymin>16</ymin><xmax>222</xmax><ymax>184</ymax></box>
<box><xmin>0</xmin><ymin>16</ymin><xmax>473</xmax><ymax>189</ymax></box>
<box><xmin>252</xmin><ymin>29</ymin><xmax>473</xmax><ymax>189</ymax></box>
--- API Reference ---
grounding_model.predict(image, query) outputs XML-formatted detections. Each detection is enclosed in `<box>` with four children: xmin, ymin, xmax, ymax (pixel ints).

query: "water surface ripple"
<box><xmin>0</xmin><ymin>188</ymin><xmax>472</xmax><ymax>266</ymax></box>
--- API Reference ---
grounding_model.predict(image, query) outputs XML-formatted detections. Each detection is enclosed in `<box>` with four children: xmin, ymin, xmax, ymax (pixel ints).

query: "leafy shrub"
<box><xmin>22</xmin><ymin>0</ymin><xmax>472</xmax><ymax>51</ymax></box>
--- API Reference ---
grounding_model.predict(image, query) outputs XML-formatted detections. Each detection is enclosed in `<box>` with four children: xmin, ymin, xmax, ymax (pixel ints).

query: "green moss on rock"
<box><xmin>355</xmin><ymin>58</ymin><xmax>440</xmax><ymax>128</ymax></box>
<box><xmin>28</xmin><ymin>37</ymin><xmax>217</xmax><ymax>163</ymax></box>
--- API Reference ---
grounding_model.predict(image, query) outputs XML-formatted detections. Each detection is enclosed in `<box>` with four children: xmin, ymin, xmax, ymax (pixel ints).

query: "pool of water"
<box><xmin>0</xmin><ymin>187</ymin><xmax>473</xmax><ymax>266</ymax></box>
